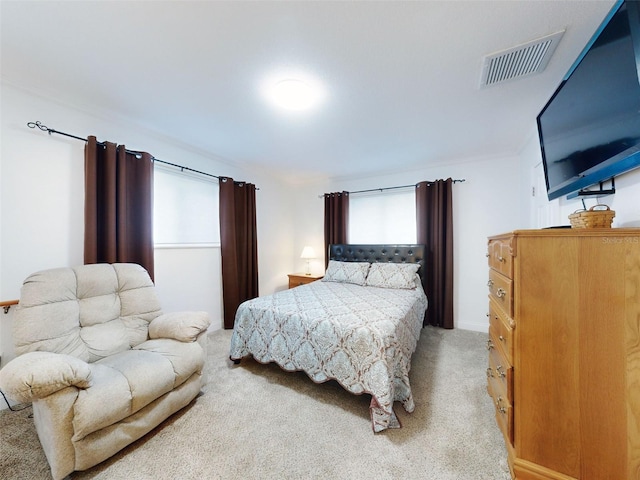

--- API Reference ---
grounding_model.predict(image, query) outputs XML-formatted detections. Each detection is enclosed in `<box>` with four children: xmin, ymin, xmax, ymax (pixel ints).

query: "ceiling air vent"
<box><xmin>480</xmin><ymin>30</ymin><xmax>565</xmax><ymax>87</ymax></box>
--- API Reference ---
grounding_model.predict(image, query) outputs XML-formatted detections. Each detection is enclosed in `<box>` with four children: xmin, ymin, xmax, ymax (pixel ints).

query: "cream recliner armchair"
<box><xmin>0</xmin><ymin>263</ymin><xmax>210</xmax><ymax>480</ymax></box>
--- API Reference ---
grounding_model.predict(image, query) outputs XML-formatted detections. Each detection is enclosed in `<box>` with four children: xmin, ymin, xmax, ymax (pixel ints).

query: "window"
<box><xmin>348</xmin><ymin>188</ymin><xmax>416</xmax><ymax>244</ymax></box>
<box><xmin>153</xmin><ymin>165</ymin><xmax>219</xmax><ymax>246</ymax></box>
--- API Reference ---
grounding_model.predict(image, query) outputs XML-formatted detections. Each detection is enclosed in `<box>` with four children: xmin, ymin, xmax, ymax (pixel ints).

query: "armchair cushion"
<box><xmin>135</xmin><ymin>339</ymin><xmax>206</xmax><ymax>387</ymax></box>
<box><xmin>148</xmin><ymin>311</ymin><xmax>210</xmax><ymax>342</ymax></box>
<box><xmin>0</xmin><ymin>351</ymin><xmax>91</xmax><ymax>403</ymax></box>
<box><xmin>72</xmin><ymin>339</ymin><xmax>206</xmax><ymax>441</ymax></box>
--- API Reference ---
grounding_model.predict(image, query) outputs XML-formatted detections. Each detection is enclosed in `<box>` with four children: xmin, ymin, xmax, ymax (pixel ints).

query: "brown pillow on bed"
<box><xmin>322</xmin><ymin>260</ymin><xmax>370</xmax><ymax>285</ymax></box>
<box><xmin>365</xmin><ymin>262</ymin><xmax>420</xmax><ymax>289</ymax></box>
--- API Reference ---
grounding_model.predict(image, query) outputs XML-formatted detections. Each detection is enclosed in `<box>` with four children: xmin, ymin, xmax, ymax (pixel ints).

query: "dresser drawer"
<box><xmin>487</xmin><ymin>369</ymin><xmax>514</xmax><ymax>444</ymax></box>
<box><xmin>487</xmin><ymin>238</ymin><xmax>513</xmax><ymax>279</ymax></box>
<box><xmin>488</xmin><ymin>297</ymin><xmax>514</xmax><ymax>364</ymax></box>
<box><xmin>488</xmin><ymin>335</ymin><xmax>513</xmax><ymax>404</ymax></box>
<box><xmin>488</xmin><ymin>269</ymin><xmax>513</xmax><ymax>317</ymax></box>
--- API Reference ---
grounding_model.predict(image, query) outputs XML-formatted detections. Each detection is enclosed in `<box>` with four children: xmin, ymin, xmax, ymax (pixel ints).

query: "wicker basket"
<box><xmin>568</xmin><ymin>204</ymin><xmax>615</xmax><ymax>228</ymax></box>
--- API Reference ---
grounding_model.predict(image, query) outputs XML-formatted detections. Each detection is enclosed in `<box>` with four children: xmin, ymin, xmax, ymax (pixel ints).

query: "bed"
<box><xmin>229</xmin><ymin>244</ymin><xmax>428</xmax><ymax>432</ymax></box>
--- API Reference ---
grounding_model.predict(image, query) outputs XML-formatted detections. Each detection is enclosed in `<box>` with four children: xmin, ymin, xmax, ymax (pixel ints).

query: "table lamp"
<box><xmin>300</xmin><ymin>246</ymin><xmax>316</xmax><ymax>275</ymax></box>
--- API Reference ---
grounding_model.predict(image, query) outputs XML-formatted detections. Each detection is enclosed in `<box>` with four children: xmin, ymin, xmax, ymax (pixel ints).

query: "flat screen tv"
<box><xmin>537</xmin><ymin>0</ymin><xmax>640</xmax><ymax>200</ymax></box>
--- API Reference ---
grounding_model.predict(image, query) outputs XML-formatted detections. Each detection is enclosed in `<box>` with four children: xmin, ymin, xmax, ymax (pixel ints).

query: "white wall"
<box><xmin>519</xmin><ymin>127</ymin><xmax>640</xmax><ymax>229</ymax></box>
<box><xmin>291</xmin><ymin>154</ymin><xmax>526</xmax><ymax>332</ymax></box>
<box><xmin>289</xmin><ymin>180</ymin><xmax>330</xmax><ymax>277</ymax></box>
<box><xmin>154</xmin><ymin>246</ymin><xmax>223</xmax><ymax>330</ymax></box>
<box><xmin>0</xmin><ymin>83</ymin><xmax>295</xmax><ymax>368</ymax></box>
<box><xmin>252</xmin><ymin>173</ymin><xmax>298</xmax><ymax>294</ymax></box>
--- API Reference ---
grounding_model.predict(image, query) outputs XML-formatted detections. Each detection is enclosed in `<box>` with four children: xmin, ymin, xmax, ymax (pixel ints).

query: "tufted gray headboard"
<box><xmin>328</xmin><ymin>244</ymin><xmax>427</xmax><ymax>286</ymax></box>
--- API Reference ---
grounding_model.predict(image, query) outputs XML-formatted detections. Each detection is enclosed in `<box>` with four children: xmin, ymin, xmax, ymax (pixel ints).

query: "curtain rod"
<box><xmin>27</xmin><ymin>121</ymin><xmax>222</xmax><ymax>181</ymax></box>
<box><xmin>317</xmin><ymin>179</ymin><xmax>466</xmax><ymax>198</ymax></box>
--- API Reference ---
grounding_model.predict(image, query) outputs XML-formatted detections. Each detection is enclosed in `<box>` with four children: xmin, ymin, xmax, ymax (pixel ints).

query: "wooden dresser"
<box><xmin>486</xmin><ymin>229</ymin><xmax>640</xmax><ymax>480</ymax></box>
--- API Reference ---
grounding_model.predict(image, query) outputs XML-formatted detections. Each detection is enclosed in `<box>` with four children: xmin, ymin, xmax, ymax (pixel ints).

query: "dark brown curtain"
<box><xmin>220</xmin><ymin>177</ymin><xmax>259</xmax><ymax>329</ymax></box>
<box><xmin>323</xmin><ymin>191</ymin><xmax>349</xmax><ymax>267</ymax></box>
<box><xmin>416</xmin><ymin>179</ymin><xmax>454</xmax><ymax>329</ymax></box>
<box><xmin>84</xmin><ymin>136</ymin><xmax>154</xmax><ymax>280</ymax></box>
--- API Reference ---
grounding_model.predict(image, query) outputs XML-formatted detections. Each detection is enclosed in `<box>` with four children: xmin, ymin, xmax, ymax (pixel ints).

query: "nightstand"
<box><xmin>288</xmin><ymin>273</ymin><xmax>323</xmax><ymax>289</ymax></box>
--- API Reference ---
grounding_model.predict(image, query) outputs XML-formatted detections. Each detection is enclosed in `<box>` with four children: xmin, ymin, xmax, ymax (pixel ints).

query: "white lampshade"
<box><xmin>300</xmin><ymin>246</ymin><xmax>316</xmax><ymax>275</ymax></box>
<box><xmin>300</xmin><ymin>246</ymin><xmax>316</xmax><ymax>259</ymax></box>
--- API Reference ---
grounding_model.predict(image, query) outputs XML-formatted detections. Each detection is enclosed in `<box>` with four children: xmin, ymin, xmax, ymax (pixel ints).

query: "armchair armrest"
<box><xmin>149</xmin><ymin>311</ymin><xmax>210</xmax><ymax>342</ymax></box>
<box><xmin>0</xmin><ymin>351</ymin><xmax>92</xmax><ymax>403</ymax></box>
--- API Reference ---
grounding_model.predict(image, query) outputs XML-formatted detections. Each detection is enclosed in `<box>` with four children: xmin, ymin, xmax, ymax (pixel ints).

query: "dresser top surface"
<box><xmin>489</xmin><ymin>228</ymin><xmax>640</xmax><ymax>241</ymax></box>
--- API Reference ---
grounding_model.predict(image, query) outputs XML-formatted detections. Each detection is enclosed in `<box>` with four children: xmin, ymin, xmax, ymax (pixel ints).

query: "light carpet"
<box><xmin>0</xmin><ymin>326</ymin><xmax>511</xmax><ymax>480</ymax></box>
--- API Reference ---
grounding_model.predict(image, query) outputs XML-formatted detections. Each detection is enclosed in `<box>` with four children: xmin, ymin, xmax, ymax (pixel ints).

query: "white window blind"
<box><xmin>153</xmin><ymin>165</ymin><xmax>220</xmax><ymax>246</ymax></box>
<box><xmin>348</xmin><ymin>188</ymin><xmax>417</xmax><ymax>244</ymax></box>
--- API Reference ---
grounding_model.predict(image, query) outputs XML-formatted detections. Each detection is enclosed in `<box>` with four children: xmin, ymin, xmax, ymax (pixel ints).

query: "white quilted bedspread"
<box><xmin>229</xmin><ymin>279</ymin><xmax>428</xmax><ymax>432</ymax></box>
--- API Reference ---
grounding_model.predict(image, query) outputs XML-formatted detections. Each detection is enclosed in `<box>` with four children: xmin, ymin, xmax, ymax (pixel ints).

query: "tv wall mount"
<box><xmin>567</xmin><ymin>178</ymin><xmax>616</xmax><ymax>199</ymax></box>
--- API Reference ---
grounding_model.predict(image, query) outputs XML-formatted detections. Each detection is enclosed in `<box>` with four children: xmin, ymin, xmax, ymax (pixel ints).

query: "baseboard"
<box><xmin>456</xmin><ymin>321</ymin><xmax>489</xmax><ymax>333</ymax></box>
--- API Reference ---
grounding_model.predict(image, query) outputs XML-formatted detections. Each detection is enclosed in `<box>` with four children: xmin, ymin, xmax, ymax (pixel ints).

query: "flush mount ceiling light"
<box><xmin>262</xmin><ymin>73</ymin><xmax>326</xmax><ymax>112</ymax></box>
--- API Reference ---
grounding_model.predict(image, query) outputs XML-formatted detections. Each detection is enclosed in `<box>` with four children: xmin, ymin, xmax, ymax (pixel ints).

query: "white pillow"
<box><xmin>322</xmin><ymin>260</ymin><xmax>370</xmax><ymax>286</ymax></box>
<box><xmin>365</xmin><ymin>262</ymin><xmax>421</xmax><ymax>289</ymax></box>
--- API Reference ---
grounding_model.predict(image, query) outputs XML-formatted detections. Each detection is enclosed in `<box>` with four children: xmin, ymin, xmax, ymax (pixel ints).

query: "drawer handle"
<box><xmin>486</xmin><ymin>339</ymin><xmax>494</xmax><ymax>351</ymax></box>
<box><xmin>499</xmin><ymin>335</ymin><xmax>505</xmax><ymax>342</ymax></box>
<box><xmin>486</xmin><ymin>367</ymin><xmax>494</xmax><ymax>378</ymax></box>
<box><xmin>496</xmin><ymin>396</ymin><xmax>507</xmax><ymax>414</ymax></box>
<box><xmin>498</xmin><ymin>256</ymin><xmax>505</xmax><ymax>262</ymax></box>
<box><xmin>485</xmin><ymin>253</ymin><xmax>490</xmax><ymax>258</ymax></box>
<box><xmin>496</xmin><ymin>365</ymin><xmax>506</xmax><ymax>378</ymax></box>
<box><xmin>496</xmin><ymin>288</ymin><xmax>506</xmax><ymax>298</ymax></box>
<box><xmin>487</xmin><ymin>279</ymin><xmax>494</xmax><ymax>287</ymax></box>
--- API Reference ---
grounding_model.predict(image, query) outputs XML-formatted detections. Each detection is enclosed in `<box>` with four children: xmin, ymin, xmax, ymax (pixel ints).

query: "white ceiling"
<box><xmin>1</xmin><ymin>0</ymin><xmax>616</xmax><ymax>183</ymax></box>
